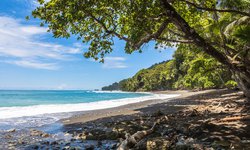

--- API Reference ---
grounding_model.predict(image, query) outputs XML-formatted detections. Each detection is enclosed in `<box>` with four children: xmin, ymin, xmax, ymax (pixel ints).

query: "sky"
<box><xmin>0</xmin><ymin>0</ymin><xmax>176</xmax><ymax>90</ymax></box>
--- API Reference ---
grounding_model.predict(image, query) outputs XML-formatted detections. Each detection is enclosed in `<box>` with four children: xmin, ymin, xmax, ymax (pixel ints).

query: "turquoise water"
<box><xmin>0</xmin><ymin>90</ymin><xmax>148</xmax><ymax>107</ymax></box>
<box><xmin>0</xmin><ymin>90</ymin><xmax>151</xmax><ymax>130</ymax></box>
<box><xmin>0</xmin><ymin>90</ymin><xmax>179</xmax><ymax>131</ymax></box>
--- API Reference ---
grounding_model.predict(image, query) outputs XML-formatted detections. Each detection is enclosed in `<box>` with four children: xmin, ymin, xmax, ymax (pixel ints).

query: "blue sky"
<box><xmin>0</xmin><ymin>0</ymin><xmax>175</xmax><ymax>90</ymax></box>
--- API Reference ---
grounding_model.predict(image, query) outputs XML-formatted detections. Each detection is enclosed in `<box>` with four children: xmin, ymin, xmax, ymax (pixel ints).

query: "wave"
<box><xmin>89</xmin><ymin>90</ymin><xmax>152</xmax><ymax>94</ymax></box>
<box><xmin>90</xmin><ymin>90</ymin><xmax>135</xmax><ymax>93</ymax></box>
<box><xmin>0</xmin><ymin>94</ymin><xmax>180</xmax><ymax>119</ymax></box>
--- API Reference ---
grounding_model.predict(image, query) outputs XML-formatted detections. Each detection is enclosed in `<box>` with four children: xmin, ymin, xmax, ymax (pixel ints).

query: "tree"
<box><xmin>32</xmin><ymin>0</ymin><xmax>250</xmax><ymax>97</ymax></box>
<box><xmin>106</xmin><ymin>45</ymin><xmax>233</xmax><ymax>92</ymax></box>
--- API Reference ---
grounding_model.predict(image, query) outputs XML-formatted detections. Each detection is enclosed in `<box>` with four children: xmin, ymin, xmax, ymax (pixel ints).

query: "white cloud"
<box><xmin>102</xmin><ymin>57</ymin><xmax>128</xmax><ymax>69</ymax></box>
<box><xmin>0</xmin><ymin>16</ymin><xmax>82</xmax><ymax>70</ymax></box>
<box><xmin>20</xmin><ymin>26</ymin><xmax>47</xmax><ymax>35</ymax></box>
<box><xmin>4</xmin><ymin>59</ymin><xmax>58</xmax><ymax>70</ymax></box>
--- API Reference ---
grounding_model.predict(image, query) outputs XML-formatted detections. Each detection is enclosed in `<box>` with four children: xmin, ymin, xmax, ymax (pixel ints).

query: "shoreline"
<box><xmin>61</xmin><ymin>89</ymin><xmax>211</xmax><ymax>128</ymax></box>
<box><xmin>0</xmin><ymin>91</ymin><xmax>172</xmax><ymax>120</ymax></box>
<box><xmin>2</xmin><ymin>89</ymin><xmax>249</xmax><ymax>149</ymax></box>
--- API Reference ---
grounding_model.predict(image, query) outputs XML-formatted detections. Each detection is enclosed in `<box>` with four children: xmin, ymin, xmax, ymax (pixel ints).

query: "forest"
<box><xmin>102</xmin><ymin>45</ymin><xmax>237</xmax><ymax>91</ymax></box>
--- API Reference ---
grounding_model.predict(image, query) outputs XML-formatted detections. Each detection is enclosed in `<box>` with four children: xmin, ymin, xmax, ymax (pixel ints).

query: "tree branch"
<box><xmin>168</xmin><ymin>29</ymin><xmax>186</xmax><ymax>38</ymax></box>
<box><xmin>87</xmin><ymin>12</ymin><xmax>131</xmax><ymax>42</ymax></box>
<box><xmin>157</xmin><ymin>37</ymin><xmax>193</xmax><ymax>43</ymax></box>
<box><xmin>161</xmin><ymin>0</ymin><xmax>233</xmax><ymax>68</ymax></box>
<box><xmin>132</xmin><ymin>19</ymin><xmax>171</xmax><ymax>49</ymax></box>
<box><xmin>183</xmin><ymin>0</ymin><xmax>250</xmax><ymax>17</ymax></box>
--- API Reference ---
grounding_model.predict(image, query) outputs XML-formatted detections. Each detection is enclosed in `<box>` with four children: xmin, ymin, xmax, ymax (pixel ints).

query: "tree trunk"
<box><xmin>232</xmin><ymin>70</ymin><xmax>250</xmax><ymax>98</ymax></box>
<box><xmin>160</xmin><ymin>0</ymin><xmax>250</xmax><ymax>98</ymax></box>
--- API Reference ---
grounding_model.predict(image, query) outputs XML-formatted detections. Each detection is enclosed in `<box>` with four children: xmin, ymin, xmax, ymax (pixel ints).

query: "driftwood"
<box><xmin>220</xmin><ymin>115</ymin><xmax>250</xmax><ymax>122</ymax></box>
<box><xmin>117</xmin><ymin>122</ymin><xmax>158</xmax><ymax>150</ymax></box>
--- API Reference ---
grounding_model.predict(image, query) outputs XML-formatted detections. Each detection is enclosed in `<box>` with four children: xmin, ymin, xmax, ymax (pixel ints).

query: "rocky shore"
<box><xmin>1</xmin><ymin>89</ymin><xmax>250</xmax><ymax>149</ymax></box>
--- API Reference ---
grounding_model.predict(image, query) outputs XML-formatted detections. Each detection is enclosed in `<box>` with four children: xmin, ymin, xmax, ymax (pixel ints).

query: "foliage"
<box><xmin>225</xmin><ymin>80</ymin><xmax>238</xmax><ymax>89</ymax></box>
<box><xmin>31</xmin><ymin>0</ymin><xmax>250</xmax><ymax>61</ymax></box>
<box><xmin>31</xmin><ymin>0</ymin><xmax>250</xmax><ymax>96</ymax></box>
<box><xmin>104</xmin><ymin>46</ymin><xmax>234</xmax><ymax>91</ymax></box>
<box><xmin>102</xmin><ymin>82</ymin><xmax>120</xmax><ymax>91</ymax></box>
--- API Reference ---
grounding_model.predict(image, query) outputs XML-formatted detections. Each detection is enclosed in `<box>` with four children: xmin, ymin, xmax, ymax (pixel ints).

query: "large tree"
<box><xmin>32</xmin><ymin>0</ymin><xmax>250</xmax><ymax>97</ymax></box>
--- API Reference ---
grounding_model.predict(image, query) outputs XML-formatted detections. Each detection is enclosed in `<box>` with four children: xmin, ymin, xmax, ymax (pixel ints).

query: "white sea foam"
<box><xmin>0</xmin><ymin>94</ymin><xmax>179</xmax><ymax>119</ymax></box>
<box><xmin>91</xmin><ymin>90</ymin><xmax>135</xmax><ymax>93</ymax></box>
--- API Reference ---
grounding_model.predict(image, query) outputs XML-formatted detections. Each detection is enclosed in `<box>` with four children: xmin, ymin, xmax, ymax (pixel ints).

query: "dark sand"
<box><xmin>61</xmin><ymin>90</ymin><xmax>217</xmax><ymax>129</ymax></box>
<box><xmin>61</xmin><ymin>89</ymin><xmax>250</xmax><ymax>149</ymax></box>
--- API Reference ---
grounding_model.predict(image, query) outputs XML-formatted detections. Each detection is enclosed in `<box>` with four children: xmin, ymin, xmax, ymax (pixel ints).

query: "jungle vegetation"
<box><xmin>32</xmin><ymin>0</ymin><xmax>250</xmax><ymax>97</ymax></box>
<box><xmin>102</xmin><ymin>45</ymin><xmax>237</xmax><ymax>91</ymax></box>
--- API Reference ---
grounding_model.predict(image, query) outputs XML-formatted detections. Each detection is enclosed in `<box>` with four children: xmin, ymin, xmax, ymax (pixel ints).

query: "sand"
<box><xmin>61</xmin><ymin>89</ymin><xmax>217</xmax><ymax>127</ymax></box>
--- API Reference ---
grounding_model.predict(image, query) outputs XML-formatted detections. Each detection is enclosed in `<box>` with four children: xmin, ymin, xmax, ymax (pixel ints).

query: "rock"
<box><xmin>50</xmin><ymin>141</ymin><xmax>58</xmax><ymax>145</ymax></box>
<box><xmin>30</xmin><ymin>129</ymin><xmax>44</xmax><ymax>136</ymax></box>
<box><xmin>8</xmin><ymin>143</ymin><xmax>16</xmax><ymax>147</ymax></box>
<box><xmin>192</xmin><ymin>143</ymin><xmax>204</xmax><ymax>149</ymax></box>
<box><xmin>65</xmin><ymin>142</ymin><xmax>70</xmax><ymax>146</ymax></box>
<box><xmin>212</xmin><ymin>141</ymin><xmax>231</xmax><ymax>149</ymax></box>
<box><xmin>153</xmin><ymin>110</ymin><xmax>164</xmax><ymax>116</ymax></box>
<box><xmin>4</xmin><ymin>134</ymin><xmax>12</xmax><ymax>139</ymax></box>
<box><xmin>189</xmin><ymin>109</ymin><xmax>200</xmax><ymax>117</ymax></box>
<box><xmin>63</xmin><ymin>146</ymin><xmax>70</xmax><ymax>150</ymax></box>
<box><xmin>106</xmin><ymin>131</ymin><xmax>119</xmax><ymax>140</ymax></box>
<box><xmin>146</xmin><ymin>137</ymin><xmax>170</xmax><ymax>150</ymax></box>
<box><xmin>8</xmin><ymin>146</ymin><xmax>15</xmax><ymax>150</ymax></box>
<box><xmin>97</xmin><ymin>141</ymin><xmax>102</xmax><ymax>147</ymax></box>
<box><xmin>41</xmin><ymin>133</ymin><xmax>50</xmax><ymax>138</ymax></box>
<box><xmin>18</xmin><ymin>139</ymin><xmax>25</xmax><ymax>144</ymax></box>
<box><xmin>31</xmin><ymin>145</ymin><xmax>39</xmax><ymax>149</ymax></box>
<box><xmin>241</xmin><ymin>140</ymin><xmax>250</xmax><ymax>144</ymax></box>
<box><xmin>85</xmin><ymin>145</ymin><xmax>95</xmax><ymax>150</ymax></box>
<box><xmin>175</xmin><ymin>142</ymin><xmax>192</xmax><ymax>150</ymax></box>
<box><xmin>41</xmin><ymin>141</ymin><xmax>50</xmax><ymax>145</ymax></box>
<box><xmin>54</xmin><ymin>145</ymin><xmax>61</xmax><ymax>149</ymax></box>
<box><xmin>65</xmin><ymin>133</ymin><xmax>71</xmax><ymax>136</ymax></box>
<box><xmin>110</xmin><ymin>143</ymin><xmax>117</xmax><ymax>149</ymax></box>
<box><xmin>7</xmin><ymin>128</ymin><xmax>16</xmax><ymax>133</ymax></box>
<box><xmin>185</xmin><ymin>137</ymin><xmax>194</xmax><ymax>143</ymax></box>
<box><xmin>75</xmin><ymin>133</ymin><xmax>83</xmax><ymax>139</ymax></box>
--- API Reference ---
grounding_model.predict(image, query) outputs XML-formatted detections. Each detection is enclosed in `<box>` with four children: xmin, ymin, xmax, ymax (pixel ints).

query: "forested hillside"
<box><xmin>102</xmin><ymin>45</ymin><xmax>237</xmax><ymax>91</ymax></box>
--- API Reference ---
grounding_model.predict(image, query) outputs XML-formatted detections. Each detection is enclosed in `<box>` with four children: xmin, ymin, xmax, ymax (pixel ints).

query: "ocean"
<box><xmin>0</xmin><ymin>90</ymin><xmax>179</xmax><ymax>131</ymax></box>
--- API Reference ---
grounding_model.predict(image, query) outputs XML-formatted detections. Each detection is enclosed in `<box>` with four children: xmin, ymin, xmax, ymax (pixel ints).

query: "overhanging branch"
<box><xmin>87</xmin><ymin>12</ymin><xmax>131</xmax><ymax>42</ymax></box>
<box><xmin>183</xmin><ymin>0</ymin><xmax>250</xmax><ymax>17</ymax></box>
<box><xmin>132</xmin><ymin>19</ymin><xmax>171</xmax><ymax>49</ymax></box>
<box><xmin>157</xmin><ymin>37</ymin><xmax>193</xmax><ymax>43</ymax></box>
<box><xmin>161</xmin><ymin>0</ymin><xmax>232</xmax><ymax>68</ymax></box>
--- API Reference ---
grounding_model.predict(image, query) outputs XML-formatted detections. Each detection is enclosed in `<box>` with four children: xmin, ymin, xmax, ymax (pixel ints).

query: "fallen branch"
<box><xmin>220</xmin><ymin>115</ymin><xmax>250</xmax><ymax>122</ymax></box>
<box><xmin>117</xmin><ymin>122</ymin><xmax>158</xmax><ymax>150</ymax></box>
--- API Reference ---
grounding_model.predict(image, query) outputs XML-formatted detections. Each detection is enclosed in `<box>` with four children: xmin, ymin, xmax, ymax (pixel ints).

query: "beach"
<box><xmin>62</xmin><ymin>90</ymin><xmax>193</xmax><ymax>126</ymax></box>
<box><xmin>1</xmin><ymin>89</ymin><xmax>250</xmax><ymax>149</ymax></box>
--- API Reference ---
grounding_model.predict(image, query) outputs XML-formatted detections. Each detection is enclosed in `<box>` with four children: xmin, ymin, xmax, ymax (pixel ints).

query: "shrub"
<box><xmin>225</xmin><ymin>80</ymin><xmax>238</xmax><ymax>89</ymax></box>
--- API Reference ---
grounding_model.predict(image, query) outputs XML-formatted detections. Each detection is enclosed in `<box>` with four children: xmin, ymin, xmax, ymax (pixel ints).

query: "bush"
<box><xmin>225</xmin><ymin>80</ymin><xmax>238</xmax><ymax>89</ymax></box>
